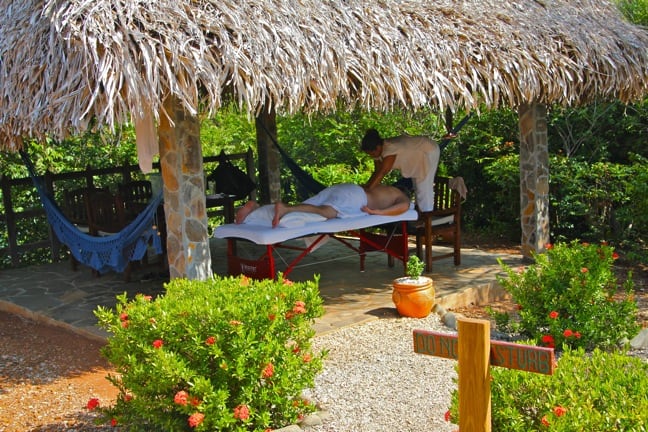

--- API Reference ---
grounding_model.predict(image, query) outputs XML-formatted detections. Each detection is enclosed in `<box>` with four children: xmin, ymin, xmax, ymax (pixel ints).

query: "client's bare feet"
<box><xmin>235</xmin><ymin>201</ymin><xmax>259</xmax><ymax>224</ymax></box>
<box><xmin>272</xmin><ymin>202</ymin><xmax>289</xmax><ymax>227</ymax></box>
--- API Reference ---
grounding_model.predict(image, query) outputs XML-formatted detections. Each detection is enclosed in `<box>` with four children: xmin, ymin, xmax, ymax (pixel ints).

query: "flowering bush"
<box><xmin>93</xmin><ymin>274</ymin><xmax>326</xmax><ymax>431</ymax></box>
<box><xmin>447</xmin><ymin>347</ymin><xmax>648</xmax><ymax>430</ymax></box>
<box><xmin>497</xmin><ymin>240</ymin><xmax>639</xmax><ymax>351</ymax></box>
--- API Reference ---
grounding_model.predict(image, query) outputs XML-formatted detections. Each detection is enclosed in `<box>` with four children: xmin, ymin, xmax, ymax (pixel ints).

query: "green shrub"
<box><xmin>94</xmin><ymin>275</ymin><xmax>326</xmax><ymax>431</ymax></box>
<box><xmin>497</xmin><ymin>240</ymin><xmax>639</xmax><ymax>351</ymax></box>
<box><xmin>448</xmin><ymin>348</ymin><xmax>648</xmax><ymax>431</ymax></box>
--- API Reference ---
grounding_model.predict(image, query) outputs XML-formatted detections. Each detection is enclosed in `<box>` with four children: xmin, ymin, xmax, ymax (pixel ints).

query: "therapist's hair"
<box><xmin>361</xmin><ymin>128</ymin><xmax>383</xmax><ymax>151</ymax></box>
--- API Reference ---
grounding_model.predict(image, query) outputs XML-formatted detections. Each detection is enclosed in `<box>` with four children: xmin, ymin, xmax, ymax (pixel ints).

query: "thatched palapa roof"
<box><xmin>1</xmin><ymin>0</ymin><xmax>647</xmax><ymax>150</ymax></box>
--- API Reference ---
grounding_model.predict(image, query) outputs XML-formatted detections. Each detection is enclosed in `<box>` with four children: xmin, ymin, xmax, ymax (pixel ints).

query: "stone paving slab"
<box><xmin>0</xmin><ymin>237</ymin><xmax>521</xmax><ymax>339</ymax></box>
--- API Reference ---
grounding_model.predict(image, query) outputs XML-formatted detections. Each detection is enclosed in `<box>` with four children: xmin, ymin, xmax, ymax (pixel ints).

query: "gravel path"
<box><xmin>304</xmin><ymin>314</ymin><xmax>458</xmax><ymax>432</ymax></box>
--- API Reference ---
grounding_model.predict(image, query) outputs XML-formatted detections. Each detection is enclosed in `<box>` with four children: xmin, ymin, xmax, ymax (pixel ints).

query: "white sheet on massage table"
<box><xmin>213</xmin><ymin>209</ymin><xmax>423</xmax><ymax>245</ymax></box>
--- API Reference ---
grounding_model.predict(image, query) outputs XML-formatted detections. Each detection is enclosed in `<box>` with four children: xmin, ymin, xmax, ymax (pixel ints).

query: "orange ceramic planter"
<box><xmin>391</xmin><ymin>276</ymin><xmax>435</xmax><ymax>318</ymax></box>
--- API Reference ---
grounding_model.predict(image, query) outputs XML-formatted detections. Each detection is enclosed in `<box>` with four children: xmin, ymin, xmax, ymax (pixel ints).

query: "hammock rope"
<box><xmin>20</xmin><ymin>150</ymin><xmax>163</xmax><ymax>274</ymax></box>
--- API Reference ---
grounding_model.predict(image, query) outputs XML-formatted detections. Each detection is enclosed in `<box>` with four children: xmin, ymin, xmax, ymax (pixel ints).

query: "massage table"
<box><xmin>213</xmin><ymin>208</ymin><xmax>419</xmax><ymax>280</ymax></box>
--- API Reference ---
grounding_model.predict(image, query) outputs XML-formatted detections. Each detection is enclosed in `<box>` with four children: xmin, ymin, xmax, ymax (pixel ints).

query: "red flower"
<box><xmin>545</xmin><ymin>243</ymin><xmax>553</xmax><ymax>250</ymax></box>
<box><xmin>292</xmin><ymin>345</ymin><xmax>301</xmax><ymax>354</ymax></box>
<box><xmin>302</xmin><ymin>353</ymin><xmax>312</xmax><ymax>363</ymax></box>
<box><xmin>188</xmin><ymin>412</ymin><xmax>205</xmax><ymax>428</ymax></box>
<box><xmin>444</xmin><ymin>410</ymin><xmax>452</xmax><ymax>422</ymax></box>
<box><xmin>541</xmin><ymin>415</ymin><xmax>550</xmax><ymax>426</ymax></box>
<box><xmin>152</xmin><ymin>339</ymin><xmax>164</xmax><ymax>349</ymax></box>
<box><xmin>190</xmin><ymin>397</ymin><xmax>201</xmax><ymax>407</ymax></box>
<box><xmin>292</xmin><ymin>300</ymin><xmax>307</xmax><ymax>314</ymax></box>
<box><xmin>86</xmin><ymin>398</ymin><xmax>100</xmax><ymax>410</ymax></box>
<box><xmin>120</xmin><ymin>320</ymin><xmax>129</xmax><ymax>328</ymax></box>
<box><xmin>563</xmin><ymin>329</ymin><xmax>573</xmax><ymax>338</ymax></box>
<box><xmin>612</xmin><ymin>252</ymin><xmax>619</xmax><ymax>260</ymax></box>
<box><xmin>262</xmin><ymin>362</ymin><xmax>274</xmax><ymax>378</ymax></box>
<box><xmin>233</xmin><ymin>404</ymin><xmax>250</xmax><ymax>420</ymax></box>
<box><xmin>174</xmin><ymin>390</ymin><xmax>189</xmax><ymax>406</ymax></box>
<box><xmin>282</xmin><ymin>278</ymin><xmax>294</xmax><ymax>285</ymax></box>
<box><xmin>205</xmin><ymin>336</ymin><xmax>216</xmax><ymax>345</ymax></box>
<box><xmin>123</xmin><ymin>394</ymin><xmax>133</xmax><ymax>402</ymax></box>
<box><xmin>285</xmin><ymin>311</ymin><xmax>295</xmax><ymax>320</ymax></box>
<box><xmin>553</xmin><ymin>406</ymin><xmax>567</xmax><ymax>417</ymax></box>
<box><xmin>549</xmin><ymin>311</ymin><xmax>559</xmax><ymax>319</ymax></box>
<box><xmin>574</xmin><ymin>331</ymin><xmax>582</xmax><ymax>339</ymax></box>
<box><xmin>110</xmin><ymin>418</ymin><xmax>118</xmax><ymax>427</ymax></box>
<box><xmin>541</xmin><ymin>335</ymin><xmax>555</xmax><ymax>347</ymax></box>
<box><xmin>268</xmin><ymin>314</ymin><xmax>276</xmax><ymax>321</ymax></box>
<box><xmin>119</xmin><ymin>312</ymin><xmax>129</xmax><ymax>321</ymax></box>
<box><xmin>581</xmin><ymin>267</ymin><xmax>589</xmax><ymax>273</ymax></box>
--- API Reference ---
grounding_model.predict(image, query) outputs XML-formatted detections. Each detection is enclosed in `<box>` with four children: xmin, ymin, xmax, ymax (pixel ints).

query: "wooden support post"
<box><xmin>458</xmin><ymin>318</ymin><xmax>491</xmax><ymax>432</ymax></box>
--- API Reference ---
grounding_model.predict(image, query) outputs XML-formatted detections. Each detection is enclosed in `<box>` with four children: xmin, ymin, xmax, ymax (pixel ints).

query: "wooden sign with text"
<box><xmin>413</xmin><ymin>329</ymin><xmax>555</xmax><ymax>375</ymax></box>
<box><xmin>414</xmin><ymin>318</ymin><xmax>557</xmax><ymax>432</ymax></box>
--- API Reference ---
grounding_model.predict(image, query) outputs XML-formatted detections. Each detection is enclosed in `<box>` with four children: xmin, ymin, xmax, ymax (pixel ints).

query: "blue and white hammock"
<box><xmin>21</xmin><ymin>151</ymin><xmax>163</xmax><ymax>274</ymax></box>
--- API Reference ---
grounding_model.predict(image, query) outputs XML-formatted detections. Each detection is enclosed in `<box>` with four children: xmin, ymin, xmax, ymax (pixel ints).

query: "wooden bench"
<box><xmin>415</xmin><ymin>176</ymin><xmax>463</xmax><ymax>272</ymax></box>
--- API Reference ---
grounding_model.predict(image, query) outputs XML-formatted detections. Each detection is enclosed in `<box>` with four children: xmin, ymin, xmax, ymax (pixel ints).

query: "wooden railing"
<box><xmin>0</xmin><ymin>149</ymin><xmax>255</xmax><ymax>268</ymax></box>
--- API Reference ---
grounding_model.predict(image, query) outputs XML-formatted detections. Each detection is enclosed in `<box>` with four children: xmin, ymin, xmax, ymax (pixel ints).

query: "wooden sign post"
<box><xmin>413</xmin><ymin>317</ymin><xmax>555</xmax><ymax>432</ymax></box>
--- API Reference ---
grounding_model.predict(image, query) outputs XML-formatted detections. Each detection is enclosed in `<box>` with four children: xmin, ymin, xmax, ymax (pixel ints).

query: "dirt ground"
<box><xmin>1</xmin><ymin>245</ymin><xmax>646</xmax><ymax>432</ymax></box>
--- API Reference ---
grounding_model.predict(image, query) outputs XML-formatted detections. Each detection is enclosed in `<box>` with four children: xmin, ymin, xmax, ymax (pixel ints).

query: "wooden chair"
<box><xmin>415</xmin><ymin>176</ymin><xmax>463</xmax><ymax>272</ymax></box>
<box><xmin>85</xmin><ymin>189</ymin><xmax>137</xmax><ymax>281</ymax></box>
<box><xmin>61</xmin><ymin>187</ymin><xmax>107</xmax><ymax>270</ymax></box>
<box><xmin>118</xmin><ymin>180</ymin><xmax>153</xmax><ymax>221</ymax></box>
<box><xmin>86</xmin><ymin>189</ymin><xmax>127</xmax><ymax>236</ymax></box>
<box><xmin>118</xmin><ymin>180</ymin><xmax>167</xmax><ymax>274</ymax></box>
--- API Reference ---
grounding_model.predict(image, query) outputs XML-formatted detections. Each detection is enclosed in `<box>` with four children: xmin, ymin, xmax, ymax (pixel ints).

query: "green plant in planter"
<box><xmin>497</xmin><ymin>240</ymin><xmax>639</xmax><ymax>352</ymax></box>
<box><xmin>406</xmin><ymin>254</ymin><xmax>425</xmax><ymax>279</ymax></box>
<box><xmin>93</xmin><ymin>274</ymin><xmax>326</xmax><ymax>431</ymax></box>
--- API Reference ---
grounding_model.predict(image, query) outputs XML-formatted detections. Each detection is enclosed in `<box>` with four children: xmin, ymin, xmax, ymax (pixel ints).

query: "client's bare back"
<box><xmin>366</xmin><ymin>185</ymin><xmax>409</xmax><ymax>210</ymax></box>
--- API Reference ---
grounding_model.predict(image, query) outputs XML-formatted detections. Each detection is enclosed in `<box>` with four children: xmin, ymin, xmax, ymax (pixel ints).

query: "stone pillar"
<box><xmin>518</xmin><ymin>103</ymin><xmax>550</xmax><ymax>261</ymax></box>
<box><xmin>158</xmin><ymin>95</ymin><xmax>212</xmax><ymax>280</ymax></box>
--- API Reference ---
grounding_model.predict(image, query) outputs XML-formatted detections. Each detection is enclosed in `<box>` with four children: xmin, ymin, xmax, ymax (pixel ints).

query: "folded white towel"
<box><xmin>448</xmin><ymin>176</ymin><xmax>468</xmax><ymax>200</ymax></box>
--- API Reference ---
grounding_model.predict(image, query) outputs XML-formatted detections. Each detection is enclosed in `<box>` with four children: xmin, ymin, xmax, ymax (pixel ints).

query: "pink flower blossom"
<box><xmin>553</xmin><ymin>406</ymin><xmax>567</xmax><ymax>417</ymax></box>
<box><xmin>262</xmin><ymin>362</ymin><xmax>274</xmax><ymax>378</ymax></box>
<box><xmin>549</xmin><ymin>311</ymin><xmax>559</xmax><ymax>319</ymax></box>
<box><xmin>541</xmin><ymin>335</ymin><xmax>555</xmax><ymax>348</ymax></box>
<box><xmin>86</xmin><ymin>398</ymin><xmax>100</xmax><ymax>410</ymax></box>
<box><xmin>292</xmin><ymin>300</ymin><xmax>306</xmax><ymax>314</ymax></box>
<box><xmin>188</xmin><ymin>412</ymin><xmax>205</xmax><ymax>428</ymax></box>
<box><xmin>233</xmin><ymin>404</ymin><xmax>250</xmax><ymax>420</ymax></box>
<box><xmin>563</xmin><ymin>329</ymin><xmax>574</xmax><ymax>338</ymax></box>
<box><xmin>174</xmin><ymin>390</ymin><xmax>189</xmax><ymax>406</ymax></box>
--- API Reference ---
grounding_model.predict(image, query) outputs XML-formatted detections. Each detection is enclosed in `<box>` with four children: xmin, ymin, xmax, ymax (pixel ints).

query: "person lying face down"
<box><xmin>234</xmin><ymin>183</ymin><xmax>411</xmax><ymax>228</ymax></box>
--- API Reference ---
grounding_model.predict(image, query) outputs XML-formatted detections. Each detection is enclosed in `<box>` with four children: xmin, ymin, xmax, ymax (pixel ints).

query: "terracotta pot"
<box><xmin>391</xmin><ymin>276</ymin><xmax>435</xmax><ymax>318</ymax></box>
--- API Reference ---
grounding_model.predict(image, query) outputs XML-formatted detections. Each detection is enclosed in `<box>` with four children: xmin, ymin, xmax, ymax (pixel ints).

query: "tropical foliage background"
<box><xmin>0</xmin><ymin>0</ymin><xmax>646</xmax><ymax>267</ymax></box>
